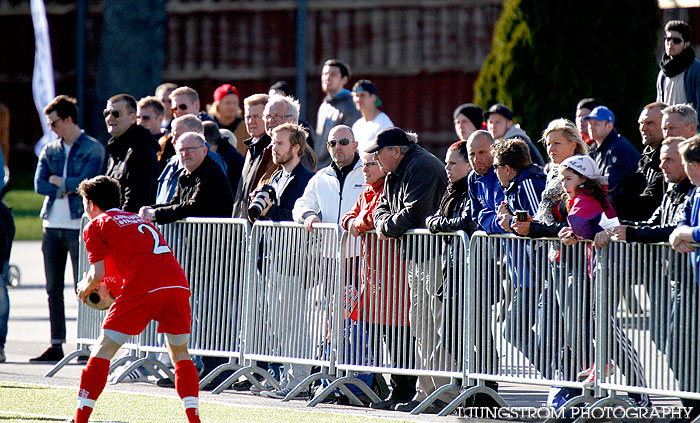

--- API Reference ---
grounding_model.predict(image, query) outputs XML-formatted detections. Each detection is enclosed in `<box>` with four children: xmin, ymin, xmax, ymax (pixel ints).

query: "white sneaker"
<box><xmin>109</xmin><ymin>363</ymin><xmax>148</xmax><ymax>383</ymax></box>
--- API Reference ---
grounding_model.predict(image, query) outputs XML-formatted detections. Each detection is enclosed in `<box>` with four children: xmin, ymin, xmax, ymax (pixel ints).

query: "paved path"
<box><xmin>1</xmin><ymin>241</ymin><xmax>554</xmax><ymax>422</ymax></box>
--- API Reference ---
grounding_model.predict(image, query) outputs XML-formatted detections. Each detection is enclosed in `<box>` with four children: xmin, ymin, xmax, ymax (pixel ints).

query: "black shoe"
<box><xmin>76</xmin><ymin>355</ymin><xmax>89</xmax><ymax>364</ymax></box>
<box><xmin>156</xmin><ymin>377</ymin><xmax>175</xmax><ymax>388</ymax></box>
<box><xmin>370</xmin><ymin>398</ymin><xmax>395</xmax><ymax>410</ymax></box>
<box><xmin>29</xmin><ymin>347</ymin><xmax>63</xmax><ymax>364</ymax></box>
<box><xmin>393</xmin><ymin>400</ymin><xmax>421</xmax><ymax>412</ymax></box>
<box><xmin>230</xmin><ymin>379</ymin><xmax>252</xmax><ymax>391</ymax></box>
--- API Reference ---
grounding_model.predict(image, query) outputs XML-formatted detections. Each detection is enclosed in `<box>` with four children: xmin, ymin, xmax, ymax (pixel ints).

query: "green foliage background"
<box><xmin>475</xmin><ymin>0</ymin><xmax>661</xmax><ymax>150</ymax></box>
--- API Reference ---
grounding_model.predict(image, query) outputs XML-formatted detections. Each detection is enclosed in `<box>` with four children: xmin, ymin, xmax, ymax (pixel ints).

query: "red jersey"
<box><xmin>83</xmin><ymin>209</ymin><xmax>189</xmax><ymax>299</ymax></box>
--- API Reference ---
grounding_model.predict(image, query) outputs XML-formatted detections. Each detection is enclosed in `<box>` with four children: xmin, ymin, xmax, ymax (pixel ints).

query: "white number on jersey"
<box><xmin>137</xmin><ymin>223</ymin><xmax>172</xmax><ymax>255</ymax></box>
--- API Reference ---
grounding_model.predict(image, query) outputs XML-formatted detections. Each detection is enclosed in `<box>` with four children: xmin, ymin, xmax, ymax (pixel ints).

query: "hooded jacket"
<box><xmin>314</xmin><ymin>89</ymin><xmax>362</xmax><ymax>169</ymax></box>
<box><xmin>503</xmin><ymin>164</ymin><xmax>546</xmax><ymax>218</ymax></box>
<box><xmin>468</xmin><ymin>168</ymin><xmax>506</xmax><ymax>234</ymax></box>
<box><xmin>502</xmin><ymin>124</ymin><xmax>545</xmax><ymax>167</ymax></box>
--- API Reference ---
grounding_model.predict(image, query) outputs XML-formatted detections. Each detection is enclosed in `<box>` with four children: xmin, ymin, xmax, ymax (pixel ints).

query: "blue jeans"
<box><xmin>0</xmin><ymin>263</ymin><xmax>9</xmax><ymax>348</ymax></box>
<box><xmin>41</xmin><ymin>228</ymin><xmax>80</xmax><ymax>345</ymax></box>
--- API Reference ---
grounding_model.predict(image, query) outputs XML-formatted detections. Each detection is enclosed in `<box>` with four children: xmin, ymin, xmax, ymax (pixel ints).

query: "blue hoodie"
<box><xmin>502</xmin><ymin>164</ymin><xmax>546</xmax><ymax>288</ymax></box>
<box><xmin>503</xmin><ymin>164</ymin><xmax>547</xmax><ymax>217</ymax></box>
<box><xmin>468</xmin><ymin>168</ymin><xmax>506</xmax><ymax>234</ymax></box>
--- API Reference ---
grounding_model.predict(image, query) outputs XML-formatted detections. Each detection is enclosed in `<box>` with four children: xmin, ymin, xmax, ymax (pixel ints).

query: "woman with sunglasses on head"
<box><xmin>657</xmin><ymin>20</ymin><xmax>700</xmax><ymax>121</ymax></box>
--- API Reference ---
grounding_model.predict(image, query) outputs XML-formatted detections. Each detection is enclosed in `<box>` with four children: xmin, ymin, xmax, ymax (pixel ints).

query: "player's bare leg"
<box><xmin>167</xmin><ymin>335</ymin><xmax>201</xmax><ymax>423</ymax></box>
<box><xmin>73</xmin><ymin>332</ymin><xmax>122</xmax><ymax>423</ymax></box>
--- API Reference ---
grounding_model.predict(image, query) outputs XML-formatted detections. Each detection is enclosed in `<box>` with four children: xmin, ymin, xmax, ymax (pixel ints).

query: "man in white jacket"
<box><xmin>293</xmin><ymin>125</ymin><xmax>365</xmax><ymax>230</ymax></box>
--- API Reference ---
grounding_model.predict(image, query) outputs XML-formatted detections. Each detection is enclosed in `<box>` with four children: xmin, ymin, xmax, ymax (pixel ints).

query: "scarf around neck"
<box><xmin>438</xmin><ymin>176</ymin><xmax>470</xmax><ymax>216</ymax></box>
<box><xmin>660</xmin><ymin>46</ymin><xmax>696</xmax><ymax>78</ymax></box>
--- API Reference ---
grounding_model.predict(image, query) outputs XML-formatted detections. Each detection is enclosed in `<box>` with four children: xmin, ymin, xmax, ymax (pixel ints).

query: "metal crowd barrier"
<box><xmin>313</xmin><ymin>229</ymin><xmax>469</xmax><ymax>413</ymax></box>
<box><xmin>444</xmin><ymin>232</ymin><xmax>596</xmax><ymax>416</ymax></box>
<box><xmin>595</xmin><ymin>241</ymin><xmax>700</xmax><ymax>407</ymax></box>
<box><xmin>48</xmin><ymin>218</ymin><xmax>700</xmax><ymax>417</ymax></box>
<box><xmin>214</xmin><ymin>221</ymin><xmax>343</xmax><ymax>398</ymax></box>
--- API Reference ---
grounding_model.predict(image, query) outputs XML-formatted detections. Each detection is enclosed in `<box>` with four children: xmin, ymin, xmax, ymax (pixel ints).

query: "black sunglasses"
<box><xmin>327</xmin><ymin>138</ymin><xmax>351</xmax><ymax>148</ymax></box>
<box><xmin>171</xmin><ymin>104</ymin><xmax>189</xmax><ymax>112</ymax></box>
<box><xmin>103</xmin><ymin>109</ymin><xmax>121</xmax><ymax>119</ymax></box>
<box><xmin>48</xmin><ymin>117</ymin><xmax>64</xmax><ymax>128</ymax></box>
<box><xmin>665</xmin><ymin>36</ymin><xmax>683</xmax><ymax>44</ymax></box>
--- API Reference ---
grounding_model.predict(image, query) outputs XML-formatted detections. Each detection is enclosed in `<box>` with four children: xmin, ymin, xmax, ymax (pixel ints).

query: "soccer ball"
<box><xmin>85</xmin><ymin>282</ymin><xmax>115</xmax><ymax>311</ymax></box>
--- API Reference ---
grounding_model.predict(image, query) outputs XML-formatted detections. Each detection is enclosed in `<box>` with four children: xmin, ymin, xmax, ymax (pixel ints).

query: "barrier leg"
<box><xmin>44</xmin><ymin>345</ymin><xmax>91</xmax><ymax>377</ymax></box>
<box><xmin>283</xmin><ymin>372</ymin><xmax>327</xmax><ymax>402</ymax></box>
<box><xmin>113</xmin><ymin>356</ymin><xmax>170</xmax><ymax>383</ymax></box>
<box><xmin>292</xmin><ymin>373</ymin><xmax>380</xmax><ymax>404</ymax></box>
<box><xmin>210</xmin><ymin>364</ymin><xmax>279</xmax><ymax>394</ymax></box>
<box><xmin>305</xmin><ymin>375</ymin><xmax>365</xmax><ymax>407</ymax></box>
<box><xmin>437</xmin><ymin>383</ymin><xmax>507</xmax><ymax>417</ymax></box>
<box><xmin>542</xmin><ymin>390</ymin><xmax>596</xmax><ymax>423</ymax></box>
<box><xmin>197</xmin><ymin>360</ymin><xmax>240</xmax><ymax>388</ymax></box>
<box><xmin>410</xmin><ymin>380</ymin><xmax>461</xmax><ymax>415</ymax></box>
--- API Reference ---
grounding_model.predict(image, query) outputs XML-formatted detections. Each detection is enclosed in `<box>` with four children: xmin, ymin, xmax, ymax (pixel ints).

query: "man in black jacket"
<box><xmin>139</xmin><ymin>133</ymin><xmax>233</xmax><ymax>224</ymax></box>
<box><xmin>255</xmin><ymin>123</ymin><xmax>313</xmax><ymax>222</ymax></box>
<box><xmin>595</xmin><ymin>137</ymin><xmax>692</xmax><ymax>351</ymax></box>
<box><xmin>631</xmin><ymin>102</ymin><xmax>668</xmax><ymax>221</ymax></box>
<box><xmin>104</xmin><ymin>94</ymin><xmax>160</xmax><ymax>213</ymax></box>
<box><xmin>369</xmin><ymin>127</ymin><xmax>452</xmax><ymax>413</ymax></box>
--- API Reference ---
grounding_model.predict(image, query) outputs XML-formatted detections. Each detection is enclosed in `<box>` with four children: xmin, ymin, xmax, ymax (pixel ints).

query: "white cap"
<box><xmin>560</xmin><ymin>155</ymin><xmax>608</xmax><ymax>184</ymax></box>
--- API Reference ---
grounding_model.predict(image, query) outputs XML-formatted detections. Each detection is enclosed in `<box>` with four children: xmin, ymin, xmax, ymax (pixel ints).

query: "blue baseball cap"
<box><xmin>583</xmin><ymin>106</ymin><xmax>615</xmax><ymax>124</ymax></box>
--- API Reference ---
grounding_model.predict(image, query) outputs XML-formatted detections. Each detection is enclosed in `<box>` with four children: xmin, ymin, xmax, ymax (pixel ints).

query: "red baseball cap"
<box><xmin>213</xmin><ymin>84</ymin><xmax>239</xmax><ymax>102</ymax></box>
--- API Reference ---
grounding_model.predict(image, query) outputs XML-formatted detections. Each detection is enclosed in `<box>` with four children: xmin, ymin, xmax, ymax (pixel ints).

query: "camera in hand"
<box><xmin>248</xmin><ymin>184</ymin><xmax>276</xmax><ymax>220</ymax></box>
<box><xmin>515</xmin><ymin>210</ymin><xmax>528</xmax><ymax>222</ymax></box>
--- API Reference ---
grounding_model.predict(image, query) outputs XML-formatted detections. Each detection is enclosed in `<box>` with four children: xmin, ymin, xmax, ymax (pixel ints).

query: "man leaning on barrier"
<box><xmin>139</xmin><ymin>132</ymin><xmax>233</xmax><ymax>224</ymax></box>
<box><xmin>596</xmin><ymin>137</ymin><xmax>693</xmax><ymax>350</ymax></box>
<box><xmin>370</xmin><ymin>127</ymin><xmax>453</xmax><ymax>413</ymax></box>
<box><xmin>341</xmin><ymin>150</ymin><xmax>417</xmax><ymax>409</ymax></box>
<box><xmin>668</xmin><ymin>135</ymin><xmax>700</xmax><ymax>421</ymax></box>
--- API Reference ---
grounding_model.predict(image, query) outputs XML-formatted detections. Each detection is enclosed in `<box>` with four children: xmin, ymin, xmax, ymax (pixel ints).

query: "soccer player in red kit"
<box><xmin>71</xmin><ymin>175</ymin><xmax>200</xmax><ymax>423</ymax></box>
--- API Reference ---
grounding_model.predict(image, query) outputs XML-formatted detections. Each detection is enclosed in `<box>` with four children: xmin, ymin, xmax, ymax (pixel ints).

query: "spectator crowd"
<box><xmin>12</xmin><ymin>19</ymin><xmax>700</xmax><ymax>420</ymax></box>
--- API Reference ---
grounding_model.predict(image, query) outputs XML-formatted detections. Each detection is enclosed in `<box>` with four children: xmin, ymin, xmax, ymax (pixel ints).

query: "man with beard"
<box><xmin>254</xmin><ymin>123</ymin><xmax>314</xmax><ymax>221</ymax></box>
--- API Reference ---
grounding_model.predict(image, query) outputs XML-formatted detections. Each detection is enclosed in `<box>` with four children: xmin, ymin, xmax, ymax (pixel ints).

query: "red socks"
<box><xmin>74</xmin><ymin>357</ymin><xmax>110</xmax><ymax>423</ymax></box>
<box><xmin>175</xmin><ymin>359</ymin><xmax>201</xmax><ymax>423</ymax></box>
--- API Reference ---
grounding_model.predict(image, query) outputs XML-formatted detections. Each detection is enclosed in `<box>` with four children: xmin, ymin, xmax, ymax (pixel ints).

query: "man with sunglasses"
<box><xmin>657</xmin><ymin>20</ymin><xmax>700</xmax><ymax>123</ymax></box>
<box><xmin>31</xmin><ymin>95</ymin><xmax>104</xmax><ymax>364</ymax></box>
<box><xmin>104</xmin><ymin>94</ymin><xmax>160</xmax><ymax>213</ymax></box>
<box><xmin>293</xmin><ymin>125</ymin><xmax>364</xmax><ymax>231</ymax></box>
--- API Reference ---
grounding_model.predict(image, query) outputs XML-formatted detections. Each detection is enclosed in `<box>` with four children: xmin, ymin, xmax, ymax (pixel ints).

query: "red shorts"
<box><xmin>102</xmin><ymin>287</ymin><xmax>191</xmax><ymax>336</ymax></box>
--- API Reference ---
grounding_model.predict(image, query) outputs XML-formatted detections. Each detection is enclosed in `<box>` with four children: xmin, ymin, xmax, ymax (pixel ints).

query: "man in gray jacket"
<box><xmin>315</xmin><ymin>59</ymin><xmax>361</xmax><ymax>169</ymax></box>
<box><xmin>369</xmin><ymin>127</ymin><xmax>453</xmax><ymax>413</ymax></box>
<box><xmin>485</xmin><ymin>103</ymin><xmax>545</xmax><ymax>167</ymax></box>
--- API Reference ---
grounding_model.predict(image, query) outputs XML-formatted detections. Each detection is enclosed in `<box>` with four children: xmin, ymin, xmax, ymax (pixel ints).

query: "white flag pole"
<box><xmin>30</xmin><ymin>0</ymin><xmax>57</xmax><ymax>157</ymax></box>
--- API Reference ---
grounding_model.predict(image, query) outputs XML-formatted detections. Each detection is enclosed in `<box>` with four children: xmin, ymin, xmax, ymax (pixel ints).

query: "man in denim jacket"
<box><xmin>32</xmin><ymin>95</ymin><xmax>104</xmax><ymax>363</ymax></box>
